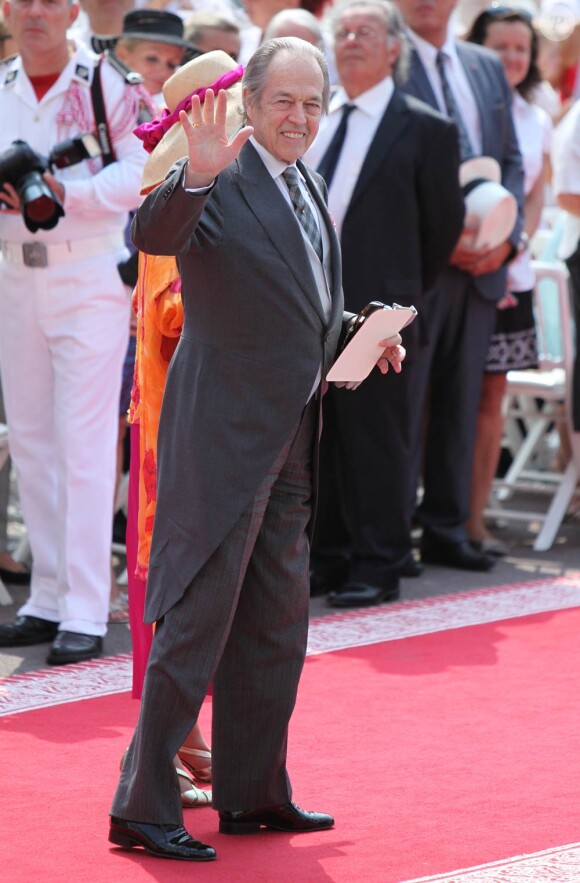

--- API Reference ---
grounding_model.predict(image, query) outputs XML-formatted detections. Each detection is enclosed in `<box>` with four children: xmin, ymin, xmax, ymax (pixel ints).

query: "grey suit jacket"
<box><xmin>402</xmin><ymin>41</ymin><xmax>525</xmax><ymax>302</ymax></box>
<box><xmin>132</xmin><ymin>142</ymin><xmax>344</xmax><ymax>622</ymax></box>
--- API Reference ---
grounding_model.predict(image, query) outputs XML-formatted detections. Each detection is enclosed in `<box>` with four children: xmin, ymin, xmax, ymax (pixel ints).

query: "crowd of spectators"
<box><xmin>0</xmin><ymin>0</ymin><xmax>580</xmax><ymax>662</ymax></box>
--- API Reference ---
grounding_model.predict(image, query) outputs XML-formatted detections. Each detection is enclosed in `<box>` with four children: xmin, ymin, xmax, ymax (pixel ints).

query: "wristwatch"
<box><xmin>517</xmin><ymin>231</ymin><xmax>530</xmax><ymax>254</ymax></box>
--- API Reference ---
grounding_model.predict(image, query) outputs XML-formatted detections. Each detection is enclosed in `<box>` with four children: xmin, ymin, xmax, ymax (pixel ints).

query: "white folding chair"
<box><xmin>486</xmin><ymin>260</ymin><xmax>580</xmax><ymax>550</ymax></box>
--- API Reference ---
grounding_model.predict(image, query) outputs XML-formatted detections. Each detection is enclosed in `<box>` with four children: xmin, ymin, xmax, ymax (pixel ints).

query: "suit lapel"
<box><xmin>235</xmin><ymin>142</ymin><xmax>327</xmax><ymax>322</ymax></box>
<box><xmin>407</xmin><ymin>49</ymin><xmax>439</xmax><ymax>109</ymax></box>
<box><xmin>346</xmin><ymin>90</ymin><xmax>410</xmax><ymax>213</ymax></box>
<box><xmin>455</xmin><ymin>43</ymin><xmax>492</xmax><ymax>155</ymax></box>
<box><xmin>408</xmin><ymin>43</ymin><xmax>493</xmax><ymax>154</ymax></box>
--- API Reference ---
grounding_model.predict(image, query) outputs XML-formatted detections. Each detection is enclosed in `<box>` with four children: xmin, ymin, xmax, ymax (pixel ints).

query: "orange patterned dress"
<box><xmin>129</xmin><ymin>251</ymin><xmax>183</xmax><ymax>580</ymax></box>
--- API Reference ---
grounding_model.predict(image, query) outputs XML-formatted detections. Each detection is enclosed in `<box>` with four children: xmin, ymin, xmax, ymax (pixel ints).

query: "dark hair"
<box><xmin>464</xmin><ymin>6</ymin><xmax>541</xmax><ymax>101</ymax></box>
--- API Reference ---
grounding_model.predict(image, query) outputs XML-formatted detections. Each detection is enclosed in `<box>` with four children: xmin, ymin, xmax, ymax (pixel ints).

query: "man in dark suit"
<box><xmin>306</xmin><ymin>0</ymin><xmax>465</xmax><ymax>607</ymax></box>
<box><xmin>395</xmin><ymin>0</ymin><xmax>524</xmax><ymax>570</ymax></box>
<box><xmin>108</xmin><ymin>38</ymin><xmax>404</xmax><ymax>862</ymax></box>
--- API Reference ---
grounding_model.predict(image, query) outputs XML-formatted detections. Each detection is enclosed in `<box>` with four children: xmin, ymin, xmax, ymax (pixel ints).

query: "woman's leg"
<box><xmin>467</xmin><ymin>372</ymin><xmax>508</xmax><ymax>543</ymax></box>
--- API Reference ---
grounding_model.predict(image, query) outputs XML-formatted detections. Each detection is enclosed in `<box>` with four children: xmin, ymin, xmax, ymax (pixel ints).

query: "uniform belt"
<box><xmin>0</xmin><ymin>233</ymin><xmax>125</xmax><ymax>268</ymax></box>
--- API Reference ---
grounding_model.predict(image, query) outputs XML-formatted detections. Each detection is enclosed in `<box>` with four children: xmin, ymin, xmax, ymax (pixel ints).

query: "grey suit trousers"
<box><xmin>411</xmin><ymin>271</ymin><xmax>498</xmax><ymax>542</ymax></box>
<box><xmin>111</xmin><ymin>399</ymin><xmax>317</xmax><ymax>824</ymax></box>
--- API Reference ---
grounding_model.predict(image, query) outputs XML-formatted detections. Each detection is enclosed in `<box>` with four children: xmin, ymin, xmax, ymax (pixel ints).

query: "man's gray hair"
<box><xmin>242</xmin><ymin>37</ymin><xmax>330</xmax><ymax>119</ymax></box>
<box><xmin>332</xmin><ymin>0</ymin><xmax>410</xmax><ymax>85</ymax></box>
<box><xmin>183</xmin><ymin>11</ymin><xmax>240</xmax><ymax>45</ymax></box>
<box><xmin>264</xmin><ymin>9</ymin><xmax>323</xmax><ymax>46</ymax></box>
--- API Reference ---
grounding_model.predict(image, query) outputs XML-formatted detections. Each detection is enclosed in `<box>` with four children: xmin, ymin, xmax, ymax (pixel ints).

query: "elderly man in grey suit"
<box><xmin>109</xmin><ymin>38</ymin><xmax>404</xmax><ymax>862</ymax></box>
<box><xmin>394</xmin><ymin>0</ymin><xmax>524</xmax><ymax>570</ymax></box>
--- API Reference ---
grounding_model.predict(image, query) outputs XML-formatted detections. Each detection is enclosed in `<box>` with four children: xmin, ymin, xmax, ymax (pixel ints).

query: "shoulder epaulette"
<box><xmin>102</xmin><ymin>50</ymin><xmax>144</xmax><ymax>86</ymax></box>
<box><xmin>0</xmin><ymin>55</ymin><xmax>18</xmax><ymax>86</ymax></box>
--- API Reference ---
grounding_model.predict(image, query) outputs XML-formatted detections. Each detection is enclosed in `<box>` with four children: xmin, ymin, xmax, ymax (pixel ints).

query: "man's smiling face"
<box><xmin>244</xmin><ymin>50</ymin><xmax>324</xmax><ymax>164</ymax></box>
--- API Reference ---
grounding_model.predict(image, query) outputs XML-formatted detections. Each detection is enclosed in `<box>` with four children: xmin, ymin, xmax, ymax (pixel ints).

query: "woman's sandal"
<box><xmin>108</xmin><ymin>591</ymin><xmax>130</xmax><ymax>624</ymax></box>
<box><xmin>177</xmin><ymin>746</ymin><xmax>212</xmax><ymax>784</ymax></box>
<box><xmin>119</xmin><ymin>748</ymin><xmax>212</xmax><ymax>807</ymax></box>
<box><xmin>176</xmin><ymin>767</ymin><xmax>212</xmax><ymax>807</ymax></box>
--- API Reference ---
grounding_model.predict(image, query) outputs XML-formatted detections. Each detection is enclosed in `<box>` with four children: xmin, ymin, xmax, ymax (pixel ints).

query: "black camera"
<box><xmin>0</xmin><ymin>133</ymin><xmax>102</xmax><ymax>233</ymax></box>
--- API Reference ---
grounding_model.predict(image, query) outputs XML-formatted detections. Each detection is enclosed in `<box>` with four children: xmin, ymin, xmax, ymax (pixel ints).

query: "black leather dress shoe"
<box><xmin>310</xmin><ymin>569</ymin><xmax>331</xmax><ymax>597</ymax></box>
<box><xmin>218</xmin><ymin>801</ymin><xmax>334</xmax><ymax>835</ymax></box>
<box><xmin>421</xmin><ymin>540</ymin><xmax>495</xmax><ymax>572</ymax></box>
<box><xmin>109</xmin><ymin>817</ymin><xmax>216</xmax><ymax>861</ymax></box>
<box><xmin>399</xmin><ymin>553</ymin><xmax>424</xmax><ymax>578</ymax></box>
<box><xmin>0</xmin><ymin>566</ymin><xmax>31</xmax><ymax>586</ymax></box>
<box><xmin>309</xmin><ymin>558</ymin><xmax>349</xmax><ymax>597</ymax></box>
<box><xmin>327</xmin><ymin>581</ymin><xmax>400</xmax><ymax>608</ymax></box>
<box><xmin>46</xmin><ymin>631</ymin><xmax>103</xmax><ymax>665</ymax></box>
<box><xmin>0</xmin><ymin>615</ymin><xmax>59</xmax><ymax>647</ymax></box>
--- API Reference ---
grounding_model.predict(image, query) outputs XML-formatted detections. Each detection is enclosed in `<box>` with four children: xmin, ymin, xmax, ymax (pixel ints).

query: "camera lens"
<box><xmin>19</xmin><ymin>171</ymin><xmax>64</xmax><ymax>232</ymax></box>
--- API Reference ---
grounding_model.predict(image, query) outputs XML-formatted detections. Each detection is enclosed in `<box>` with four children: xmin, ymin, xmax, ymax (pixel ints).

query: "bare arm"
<box><xmin>523</xmin><ymin>152</ymin><xmax>548</xmax><ymax>238</ymax></box>
<box><xmin>557</xmin><ymin>192</ymin><xmax>580</xmax><ymax>217</ymax></box>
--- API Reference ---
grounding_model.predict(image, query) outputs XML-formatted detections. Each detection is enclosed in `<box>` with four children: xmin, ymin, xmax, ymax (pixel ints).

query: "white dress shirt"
<box><xmin>251</xmin><ymin>136</ymin><xmax>333</xmax><ymax>397</ymax></box>
<box><xmin>508</xmin><ymin>92</ymin><xmax>552</xmax><ymax>291</ymax></box>
<box><xmin>305</xmin><ymin>76</ymin><xmax>395</xmax><ymax>239</ymax></box>
<box><xmin>407</xmin><ymin>22</ymin><xmax>482</xmax><ymax>157</ymax></box>
<box><xmin>552</xmin><ymin>99</ymin><xmax>580</xmax><ymax>261</ymax></box>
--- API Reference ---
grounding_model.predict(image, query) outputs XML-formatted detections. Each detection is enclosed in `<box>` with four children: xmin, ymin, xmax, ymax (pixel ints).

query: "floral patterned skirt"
<box><xmin>485</xmin><ymin>288</ymin><xmax>538</xmax><ymax>374</ymax></box>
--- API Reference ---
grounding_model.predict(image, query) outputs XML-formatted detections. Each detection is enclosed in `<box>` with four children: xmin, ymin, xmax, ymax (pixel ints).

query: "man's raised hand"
<box><xmin>181</xmin><ymin>89</ymin><xmax>253</xmax><ymax>189</ymax></box>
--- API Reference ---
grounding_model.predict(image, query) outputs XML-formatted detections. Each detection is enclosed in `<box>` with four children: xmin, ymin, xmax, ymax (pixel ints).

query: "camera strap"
<box><xmin>90</xmin><ymin>58</ymin><xmax>115</xmax><ymax>167</ymax></box>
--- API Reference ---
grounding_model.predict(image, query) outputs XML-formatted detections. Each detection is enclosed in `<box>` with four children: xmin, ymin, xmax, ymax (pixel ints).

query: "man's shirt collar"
<box><xmin>250</xmin><ymin>135</ymin><xmax>293</xmax><ymax>179</ymax></box>
<box><xmin>328</xmin><ymin>75</ymin><xmax>394</xmax><ymax>118</ymax></box>
<box><xmin>407</xmin><ymin>21</ymin><xmax>458</xmax><ymax>68</ymax></box>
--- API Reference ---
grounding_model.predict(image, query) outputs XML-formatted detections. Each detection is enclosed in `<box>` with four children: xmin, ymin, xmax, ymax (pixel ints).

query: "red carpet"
<box><xmin>1</xmin><ymin>583</ymin><xmax>580</xmax><ymax>882</ymax></box>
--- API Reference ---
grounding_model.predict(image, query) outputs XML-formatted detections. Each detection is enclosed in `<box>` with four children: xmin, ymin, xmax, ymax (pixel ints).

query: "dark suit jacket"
<box><xmin>312</xmin><ymin>89</ymin><xmax>464</xmax><ymax>574</ymax></box>
<box><xmin>401</xmin><ymin>41</ymin><xmax>524</xmax><ymax>302</ymax></box>
<box><xmin>132</xmin><ymin>142</ymin><xmax>344</xmax><ymax>622</ymax></box>
<box><xmin>339</xmin><ymin>88</ymin><xmax>464</xmax><ymax>319</ymax></box>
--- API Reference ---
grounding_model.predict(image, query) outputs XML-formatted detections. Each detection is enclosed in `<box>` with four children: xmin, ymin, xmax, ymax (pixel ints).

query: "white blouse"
<box><xmin>508</xmin><ymin>91</ymin><xmax>552</xmax><ymax>292</ymax></box>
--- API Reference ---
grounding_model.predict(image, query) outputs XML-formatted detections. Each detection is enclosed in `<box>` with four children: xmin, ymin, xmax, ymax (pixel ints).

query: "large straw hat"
<box><xmin>140</xmin><ymin>50</ymin><xmax>244</xmax><ymax>195</ymax></box>
<box><xmin>459</xmin><ymin>156</ymin><xmax>517</xmax><ymax>251</ymax></box>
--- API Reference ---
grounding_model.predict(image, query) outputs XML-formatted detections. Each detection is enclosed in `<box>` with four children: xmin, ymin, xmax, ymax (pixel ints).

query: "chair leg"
<box><xmin>0</xmin><ymin>578</ymin><xmax>14</xmax><ymax>606</ymax></box>
<box><xmin>533</xmin><ymin>460</ymin><xmax>578</xmax><ymax>551</ymax></box>
<box><xmin>499</xmin><ymin>417</ymin><xmax>550</xmax><ymax>500</ymax></box>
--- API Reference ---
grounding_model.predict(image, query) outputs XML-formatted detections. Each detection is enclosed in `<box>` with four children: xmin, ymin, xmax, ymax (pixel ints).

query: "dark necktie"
<box><xmin>282</xmin><ymin>166</ymin><xmax>323</xmax><ymax>262</ymax></box>
<box><xmin>435</xmin><ymin>51</ymin><xmax>474</xmax><ymax>161</ymax></box>
<box><xmin>316</xmin><ymin>103</ymin><xmax>356</xmax><ymax>188</ymax></box>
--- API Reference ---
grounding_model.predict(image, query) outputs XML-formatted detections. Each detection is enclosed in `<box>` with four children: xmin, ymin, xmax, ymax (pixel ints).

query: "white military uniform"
<box><xmin>0</xmin><ymin>42</ymin><xmax>151</xmax><ymax>637</ymax></box>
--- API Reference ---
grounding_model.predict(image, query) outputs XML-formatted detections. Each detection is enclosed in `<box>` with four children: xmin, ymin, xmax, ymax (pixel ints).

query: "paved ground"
<box><xmin>1</xmin><ymin>493</ymin><xmax>578</xmax><ymax>679</ymax></box>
